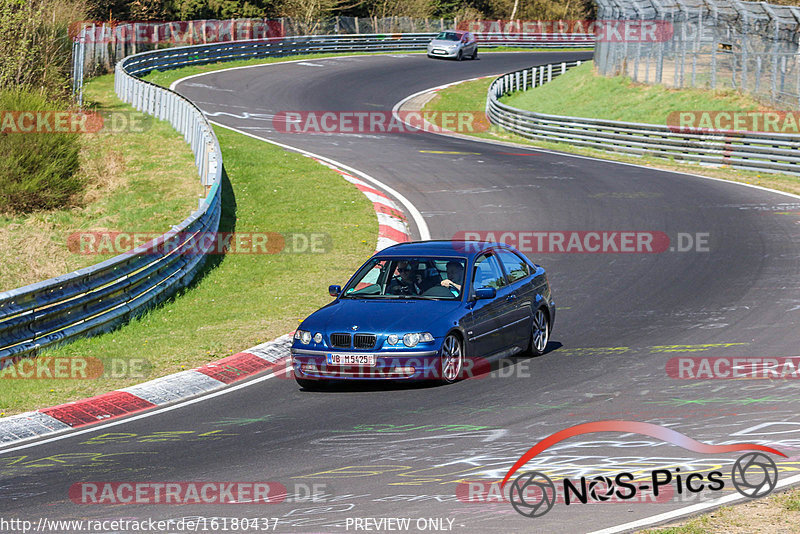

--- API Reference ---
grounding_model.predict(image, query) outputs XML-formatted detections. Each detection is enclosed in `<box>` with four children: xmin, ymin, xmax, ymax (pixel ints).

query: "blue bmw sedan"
<box><xmin>291</xmin><ymin>241</ymin><xmax>555</xmax><ymax>388</ymax></box>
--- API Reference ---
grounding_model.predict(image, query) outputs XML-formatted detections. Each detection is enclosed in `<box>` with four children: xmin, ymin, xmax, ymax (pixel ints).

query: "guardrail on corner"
<box><xmin>2</xmin><ymin>32</ymin><xmax>594</xmax><ymax>367</ymax></box>
<box><xmin>486</xmin><ymin>61</ymin><xmax>800</xmax><ymax>177</ymax></box>
<box><xmin>0</xmin><ymin>59</ymin><xmax>223</xmax><ymax>367</ymax></box>
<box><xmin>115</xmin><ymin>33</ymin><xmax>595</xmax><ymax>78</ymax></box>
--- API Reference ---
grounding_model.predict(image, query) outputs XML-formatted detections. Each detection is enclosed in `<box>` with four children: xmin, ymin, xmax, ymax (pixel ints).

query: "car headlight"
<box><xmin>294</xmin><ymin>330</ymin><xmax>312</xmax><ymax>344</ymax></box>
<box><xmin>402</xmin><ymin>332</ymin><xmax>434</xmax><ymax>347</ymax></box>
<box><xmin>387</xmin><ymin>334</ymin><xmax>399</xmax><ymax>345</ymax></box>
<box><xmin>313</xmin><ymin>332</ymin><xmax>323</xmax><ymax>344</ymax></box>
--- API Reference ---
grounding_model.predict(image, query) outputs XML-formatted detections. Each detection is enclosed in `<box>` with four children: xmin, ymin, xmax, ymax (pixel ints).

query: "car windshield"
<box><xmin>435</xmin><ymin>32</ymin><xmax>461</xmax><ymax>41</ymax></box>
<box><xmin>341</xmin><ymin>257</ymin><xmax>467</xmax><ymax>300</ymax></box>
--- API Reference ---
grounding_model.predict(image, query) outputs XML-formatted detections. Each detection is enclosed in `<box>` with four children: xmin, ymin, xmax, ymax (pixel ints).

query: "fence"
<box><xmin>71</xmin><ymin>17</ymin><xmax>594</xmax><ymax>86</ymax></box>
<box><xmin>594</xmin><ymin>0</ymin><xmax>800</xmax><ymax>109</ymax></box>
<box><xmin>486</xmin><ymin>60</ymin><xmax>800</xmax><ymax>176</ymax></box>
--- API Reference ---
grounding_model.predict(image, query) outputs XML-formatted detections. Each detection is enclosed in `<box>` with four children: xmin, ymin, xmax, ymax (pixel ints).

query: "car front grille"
<box><xmin>353</xmin><ymin>334</ymin><xmax>377</xmax><ymax>349</ymax></box>
<box><xmin>330</xmin><ymin>333</ymin><xmax>351</xmax><ymax>348</ymax></box>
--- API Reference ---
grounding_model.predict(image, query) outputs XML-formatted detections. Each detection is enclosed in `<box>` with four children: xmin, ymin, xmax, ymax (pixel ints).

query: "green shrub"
<box><xmin>0</xmin><ymin>90</ymin><xmax>83</xmax><ymax>213</ymax></box>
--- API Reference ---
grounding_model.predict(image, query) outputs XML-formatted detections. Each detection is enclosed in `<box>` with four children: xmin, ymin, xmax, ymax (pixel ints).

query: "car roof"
<box><xmin>374</xmin><ymin>240</ymin><xmax>517</xmax><ymax>260</ymax></box>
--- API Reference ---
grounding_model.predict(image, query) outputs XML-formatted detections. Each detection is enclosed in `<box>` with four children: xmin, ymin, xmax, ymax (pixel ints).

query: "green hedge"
<box><xmin>0</xmin><ymin>90</ymin><xmax>82</xmax><ymax>213</ymax></box>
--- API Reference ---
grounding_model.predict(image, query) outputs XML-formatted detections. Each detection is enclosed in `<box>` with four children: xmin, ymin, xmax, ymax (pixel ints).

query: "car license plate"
<box><xmin>326</xmin><ymin>353</ymin><xmax>377</xmax><ymax>366</ymax></box>
<box><xmin>433</xmin><ymin>49</ymin><xmax>446</xmax><ymax>55</ymax></box>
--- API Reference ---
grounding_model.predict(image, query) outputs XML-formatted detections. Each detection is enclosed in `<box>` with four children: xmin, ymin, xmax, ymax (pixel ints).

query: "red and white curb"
<box><xmin>310</xmin><ymin>157</ymin><xmax>411</xmax><ymax>251</ymax></box>
<box><xmin>0</xmin><ymin>154</ymin><xmax>412</xmax><ymax>449</ymax></box>
<box><xmin>0</xmin><ymin>335</ymin><xmax>293</xmax><ymax>447</ymax></box>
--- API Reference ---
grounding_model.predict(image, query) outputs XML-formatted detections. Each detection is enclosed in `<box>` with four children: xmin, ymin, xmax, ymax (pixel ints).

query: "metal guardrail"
<box><xmin>0</xmin><ymin>58</ymin><xmax>223</xmax><ymax>365</ymax></box>
<box><xmin>486</xmin><ymin>61</ymin><xmax>800</xmax><ymax>176</ymax></box>
<box><xmin>117</xmin><ymin>33</ymin><xmax>594</xmax><ymax>77</ymax></box>
<box><xmin>1</xmin><ymin>33</ymin><xmax>594</xmax><ymax>366</ymax></box>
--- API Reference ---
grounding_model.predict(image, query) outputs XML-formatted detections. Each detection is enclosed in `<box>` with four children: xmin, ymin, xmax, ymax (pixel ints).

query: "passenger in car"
<box><xmin>440</xmin><ymin>261</ymin><xmax>464</xmax><ymax>296</ymax></box>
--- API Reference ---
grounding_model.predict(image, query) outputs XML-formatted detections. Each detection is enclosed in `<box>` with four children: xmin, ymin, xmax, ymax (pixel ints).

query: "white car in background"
<box><xmin>426</xmin><ymin>30</ymin><xmax>478</xmax><ymax>60</ymax></box>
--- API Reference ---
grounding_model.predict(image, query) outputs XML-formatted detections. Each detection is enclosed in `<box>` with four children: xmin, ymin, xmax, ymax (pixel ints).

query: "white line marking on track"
<box><xmin>393</xmin><ymin>75</ymin><xmax>800</xmax><ymax>534</ymax></box>
<box><xmin>588</xmin><ymin>472</ymin><xmax>800</xmax><ymax>534</ymax></box>
<box><xmin>0</xmin><ymin>363</ymin><xmax>291</xmax><ymax>455</ymax></box>
<box><xmin>206</xmin><ymin>120</ymin><xmax>430</xmax><ymax>240</ymax></box>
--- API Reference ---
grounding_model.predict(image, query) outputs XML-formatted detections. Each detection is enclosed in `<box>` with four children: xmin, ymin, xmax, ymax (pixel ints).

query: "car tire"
<box><xmin>456</xmin><ymin>50</ymin><xmax>463</xmax><ymax>61</ymax></box>
<box><xmin>528</xmin><ymin>308</ymin><xmax>550</xmax><ymax>356</ymax></box>
<box><xmin>472</xmin><ymin>48</ymin><xmax>478</xmax><ymax>59</ymax></box>
<box><xmin>440</xmin><ymin>333</ymin><xmax>464</xmax><ymax>384</ymax></box>
<box><xmin>296</xmin><ymin>377</ymin><xmax>325</xmax><ymax>390</ymax></box>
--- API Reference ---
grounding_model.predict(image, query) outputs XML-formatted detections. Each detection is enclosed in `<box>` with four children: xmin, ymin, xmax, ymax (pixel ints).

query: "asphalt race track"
<box><xmin>3</xmin><ymin>52</ymin><xmax>800</xmax><ymax>533</ymax></box>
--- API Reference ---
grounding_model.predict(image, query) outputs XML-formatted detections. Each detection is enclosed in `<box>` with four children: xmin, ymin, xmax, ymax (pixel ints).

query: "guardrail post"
<box><xmin>547</xmin><ymin>64</ymin><xmax>552</xmax><ymax>82</ymax></box>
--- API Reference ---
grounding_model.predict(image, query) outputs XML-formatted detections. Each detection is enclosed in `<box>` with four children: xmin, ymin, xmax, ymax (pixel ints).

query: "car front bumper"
<box><xmin>291</xmin><ymin>348</ymin><xmax>441</xmax><ymax>381</ymax></box>
<box><xmin>427</xmin><ymin>47</ymin><xmax>460</xmax><ymax>58</ymax></box>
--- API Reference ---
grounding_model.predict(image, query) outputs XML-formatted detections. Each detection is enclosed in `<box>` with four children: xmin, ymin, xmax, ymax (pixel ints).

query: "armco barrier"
<box><xmin>486</xmin><ymin>61</ymin><xmax>800</xmax><ymax>176</ymax></box>
<box><xmin>116</xmin><ymin>33</ymin><xmax>594</xmax><ymax>77</ymax></box>
<box><xmin>1</xmin><ymin>33</ymin><xmax>594</xmax><ymax>366</ymax></box>
<box><xmin>0</xmin><ymin>60</ymin><xmax>223</xmax><ymax>366</ymax></box>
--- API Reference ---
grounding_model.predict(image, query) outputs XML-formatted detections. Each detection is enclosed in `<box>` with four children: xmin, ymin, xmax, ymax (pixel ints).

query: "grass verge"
<box><xmin>0</xmin><ymin>75</ymin><xmax>201</xmax><ymax>291</ymax></box>
<box><xmin>503</xmin><ymin>61</ymin><xmax>763</xmax><ymax>123</ymax></box>
<box><xmin>0</xmin><ymin>58</ymin><xmax>376</xmax><ymax>416</ymax></box>
<box><xmin>642</xmin><ymin>487</ymin><xmax>800</xmax><ymax>533</ymax></box>
<box><xmin>420</xmin><ymin>61</ymin><xmax>800</xmax><ymax>196</ymax></box>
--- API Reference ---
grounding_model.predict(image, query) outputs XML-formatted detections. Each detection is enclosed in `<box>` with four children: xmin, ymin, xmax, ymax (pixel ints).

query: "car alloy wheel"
<box><xmin>531</xmin><ymin>308</ymin><xmax>549</xmax><ymax>356</ymax></box>
<box><xmin>456</xmin><ymin>50</ymin><xmax>463</xmax><ymax>61</ymax></box>
<box><xmin>440</xmin><ymin>334</ymin><xmax>463</xmax><ymax>383</ymax></box>
<box><xmin>472</xmin><ymin>48</ymin><xmax>478</xmax><ymax>59</ymax></box>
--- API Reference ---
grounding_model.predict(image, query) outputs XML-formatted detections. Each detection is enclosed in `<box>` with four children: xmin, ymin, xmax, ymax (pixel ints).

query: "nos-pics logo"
<box><xmin>500</xmin><ymin>421</ymin><xmax>783</xmax><ymax>518</ymax></box>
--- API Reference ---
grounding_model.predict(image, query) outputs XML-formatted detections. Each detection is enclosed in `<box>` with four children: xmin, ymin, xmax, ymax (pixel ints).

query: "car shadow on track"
<box><xmin>296</xmin><ymin>341</ymin><xmax>562</xmax><ymax>392</ymax></box>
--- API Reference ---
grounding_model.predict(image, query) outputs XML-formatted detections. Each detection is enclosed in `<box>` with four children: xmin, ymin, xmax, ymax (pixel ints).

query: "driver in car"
<box><xmin>388</xmin><ymin>261</ymin><xmax>421</xmax><ymax>295</ymax></box>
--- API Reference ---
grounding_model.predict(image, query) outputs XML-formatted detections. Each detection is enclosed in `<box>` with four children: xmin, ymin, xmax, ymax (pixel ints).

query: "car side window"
<box><xmin>496</xmin><ymin>250</ymin><xmax>531</xmax><ymax>283</ymax></box>
<box><xmin>472</xmin><ymin>254</ymin><xmax>508</xmax><ymax>292</ymax></box>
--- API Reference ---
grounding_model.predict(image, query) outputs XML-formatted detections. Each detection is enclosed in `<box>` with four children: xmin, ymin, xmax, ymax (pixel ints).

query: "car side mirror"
<box><xmin>474</xmin><ymin>287</ymin><xmax>496</xmax><ymax>300</ymax></box>
<box><xmin>329</xmin><ymin>285</ymin><xmax>342</xmax><ymax>297</ymax></box>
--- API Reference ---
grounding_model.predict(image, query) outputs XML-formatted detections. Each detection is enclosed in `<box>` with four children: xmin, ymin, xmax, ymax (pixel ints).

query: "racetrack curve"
<box><xmin>2</xmin><ymin>51</ymin><xmax>800</xmax><ymax>533</ymax></box>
